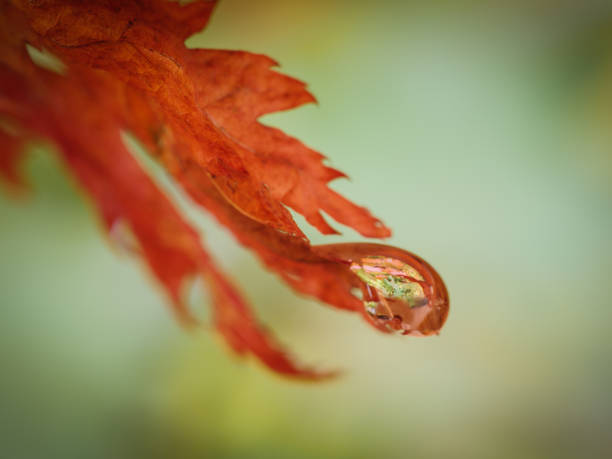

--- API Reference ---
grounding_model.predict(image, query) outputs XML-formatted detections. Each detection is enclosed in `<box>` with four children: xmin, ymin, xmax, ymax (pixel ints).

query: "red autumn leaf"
<box><xmin>0</xmin><ymin>0</ymin><xmax>449</xmax><ymax>379</ymax></box>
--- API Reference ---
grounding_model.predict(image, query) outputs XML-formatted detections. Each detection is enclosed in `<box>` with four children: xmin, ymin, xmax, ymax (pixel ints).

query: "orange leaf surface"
<box><xmin>0</xmin><ymin>0</ymin><xmax>448</xmax><ymax>379</ymax></box>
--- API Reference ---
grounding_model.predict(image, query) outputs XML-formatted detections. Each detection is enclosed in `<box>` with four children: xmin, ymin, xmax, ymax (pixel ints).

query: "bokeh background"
<box><xmin>2</xmin><ymin>1</ymin><xmax>612</xmax><ymax>458</ymax></box>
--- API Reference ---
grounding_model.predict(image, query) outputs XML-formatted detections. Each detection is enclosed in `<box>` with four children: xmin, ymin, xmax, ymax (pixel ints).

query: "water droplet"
<box><xmin>313</xmin><ymin>243</ymin><xmax>449</xmax><ymax>336</ymax></box>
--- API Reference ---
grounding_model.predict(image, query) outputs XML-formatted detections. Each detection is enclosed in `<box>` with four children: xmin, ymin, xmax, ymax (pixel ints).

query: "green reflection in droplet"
<box><xmin>350</xmin><ymin>256</ymin><xmax>427</xmax><ymax>309</ymax></box>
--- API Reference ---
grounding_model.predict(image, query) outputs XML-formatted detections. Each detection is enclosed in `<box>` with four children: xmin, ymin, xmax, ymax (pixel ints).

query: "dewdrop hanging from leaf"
<box><xmin>314</xmin><ymin>244</ymin><xmax>449</xmax><ymax>336</ymax></box>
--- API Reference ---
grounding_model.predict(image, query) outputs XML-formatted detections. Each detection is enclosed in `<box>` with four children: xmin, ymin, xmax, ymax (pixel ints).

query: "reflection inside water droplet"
<box><xmin>314</xmin><ymin>243</ymin><xmax>449</xmax><ymax>336</ymax></box>
<box><xmin>351</xmin><ymin>255</ymin><xmax>435</xmax><ymax>335</ymax></box>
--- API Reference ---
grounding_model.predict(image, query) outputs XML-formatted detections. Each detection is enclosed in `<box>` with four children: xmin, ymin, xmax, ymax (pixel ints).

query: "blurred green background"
<box><xmin>2</xmin><ymin>1</ymin><xmax>612</xmax><ymax>458</ymax></box>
